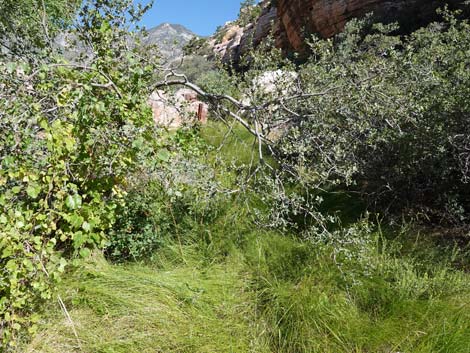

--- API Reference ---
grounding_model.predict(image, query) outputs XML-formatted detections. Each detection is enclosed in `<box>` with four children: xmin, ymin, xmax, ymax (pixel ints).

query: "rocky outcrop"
<box><xmin>148</xmin><ymin>88</ymin><xmax>208</xmax><ymax>128</ymax></box>
<box><xmin>209</xmin><ymin>0</ymin><xmax>278</xmax><ymax>65</ymax></box>
<box><xmin>252</xmin><ymin>4</ymin><xmax>278</xmax><ymax>47</ymax></box>
<box><xmin>276</xmin><ymin>0</ymin><xmax>465</xmax><ymax>54</ymax></box>
<box><xmin>211</xmin><ymin>0</ymin><xmax>467</xmax><ymax>64</ymax></box>
<box><xmin>211</xmin><ymin>25</ymin><xmax>245</xmax><ymax>63</ymax></box>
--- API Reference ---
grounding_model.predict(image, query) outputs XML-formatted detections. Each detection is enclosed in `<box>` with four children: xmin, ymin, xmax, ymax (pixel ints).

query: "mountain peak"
<box><xmin>151</xmin><ymin>23</ymin><xmax>195</xmax><ymax>35</ymax></box>
<box><xmin>143</xmin><ymin>23</ymin><xmax>197</xmax><ymax>60</ymax></box>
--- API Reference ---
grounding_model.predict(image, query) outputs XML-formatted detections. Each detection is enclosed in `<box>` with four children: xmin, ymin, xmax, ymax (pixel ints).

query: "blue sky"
<box><xmin>140</xmin><ymin>0</ymin><xmax>245</xmax><ymax>36</ymax></box>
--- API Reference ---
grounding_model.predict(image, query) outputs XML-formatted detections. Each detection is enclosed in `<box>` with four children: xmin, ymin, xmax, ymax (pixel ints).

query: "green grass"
<box><xmin>201</xmin><ymin>121</ymin><xmax>259</xmax><ymax>166</ymax></box>
<box><xmin>24</xmin><ymin>227</ymin><xmax>470</xmax><ymax>353</ymax></box>
<box><xmin>25</xmin><ymin>252</ymin><xmax>270</xmax><ymax>353</ymax></box>
<box><xmin>246</xmin><ymin>230</ymin><xmax>470</xmax><ymax>353</ymax></box>
<box><xmin>23</xmin><ymin>122</ymin><xmax>470</xmax><ymax>353</ymax></box>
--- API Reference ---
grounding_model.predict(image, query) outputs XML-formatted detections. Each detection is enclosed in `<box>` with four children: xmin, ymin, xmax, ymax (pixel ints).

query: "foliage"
<box><xmin>196</xmin><ymin>68</ymin><xmax>242</xmax><ymax>98</ymax></box>
<box><xmin>10</xmin><ymin>100</ymin><xmax>470</xmax><ymax>353</ymax></box>
<box><xmin>24</xmin><ymin>253</ymin><xmax>270</xmax><ymax>353</ymax></box>
<box><xmin>179</xmin><ymin>55</ymin><xmax>216</xmax><ymax>83</ymax></box>
<box><xmin>0</xmin><ymin>0</ymin><xmax>79</xmax><ymax>58</ymax></box>
<box><xmin>106</xmin><ymin>128</ymin><xmax>223</xmax><ymax>262</ymax></box>
<box><xmin>207</xmin><ymin>0</ymin><xmax>262</xmax><ymax>49</ymax></box>
<box><xmin>220</xmin><ymin>10</ymin><xmax>470</xmax><ymax>227</ymax></box>
<box><xmin>182</xmin><ymin>37</ymin><xmax>212</xmax><ymax>57</ymax></box>
<box><xmin>104</xmin><ymin>180</ymin><xmax>169</xmax><ymax>261</ymax></box>
<box><xmin>3</xmin><ymin>0</ymin><xmax>470</xmax><ymax>350</ymax></box>
<box><xmin>0</xmin><ymin>0</ymin><xmax>159</xmax><ymax>348</ymax></box>
<box><xmin>287</xmin><ymin>12</ymin><xmax>470</xmax><ymax>224</ymax></box>
<box><xmin>23</xmin><ymin>214</ymin><xmax>470</xmax><ymax>353</ymax></box>
<box><xmin>236</xmin><ymin>0</ymin><xmax>262</xmax><ymax>28</ymax></box>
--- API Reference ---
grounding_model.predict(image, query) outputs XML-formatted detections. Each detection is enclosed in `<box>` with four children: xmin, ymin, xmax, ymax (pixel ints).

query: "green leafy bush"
<box><xmin>106</xmin><ymin>128</ymin><xmax>224</xmax><ymax>262</ymax></box>
<box><xmin>106</xmin><ymin>181</ymin><xmax>170</xmax><ymax>261</ymax></box>
<box><xmin>197</xmin><ymin>71</ymin><xmax>241</xmax><ymax>99</ymax></box>
<box><xmin>235</xmin><ymin>10</ymin><xmax>470</xmax><ymax>226</ymax></box>
<box><xmin>292</xmin><ymin>13</ymin><xmax>470</xmax><ymax>223</ymax></box>
<box><xmin>0</xmin><ymin>0</ymin><xmax>158</xmax><ymax>348</ymax></box>
<box><xmin>236</xmin><ymin>0</ymin><xmax>262</xmax><ymax>28</ymax></box>
<box><xmin>0</xmin><ymin>0</ymin><xmax>79</xmax><ymax>58</ymax></box>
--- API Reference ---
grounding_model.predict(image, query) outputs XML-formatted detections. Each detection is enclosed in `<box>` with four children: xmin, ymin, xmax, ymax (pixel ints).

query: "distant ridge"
<box><xmin>143</xmin><ymin>23</ymin><xmax>197</xmax><ymax>60</ymax></box>
<box><xmin>54</xmin><ymin>23</ymin><xmax>197</xmax><ymax>62</ymax></box>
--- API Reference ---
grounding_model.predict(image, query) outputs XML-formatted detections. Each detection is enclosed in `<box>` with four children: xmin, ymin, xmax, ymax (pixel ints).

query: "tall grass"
<box><xmin>25</xmin><ymin>252</ymin><xmax>271</xmax><ymax>353</ymax></box>
<box><xmin>24</xmin><ymin>122</ymin><xmax>470</xmax><ymax>352</ymax></box>
<box><xmin>249</xmin><ymin>231</ymin><xmax>470</xmax><ymax>353</ymax></box>
<box><xmin>25</xmin><ymin>223</ymin><xmax>470</xmax><ymax>353</ymax></box>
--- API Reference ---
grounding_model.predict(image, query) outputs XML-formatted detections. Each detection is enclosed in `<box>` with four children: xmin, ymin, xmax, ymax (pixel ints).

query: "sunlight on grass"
<box><xmin>25</xmin><ymin>227</ymin><xmax>470</xmax><ymax>353</ymax></box>
<box><xmin>24</xmin><ymin>123</ymin><xmax>470</xmax><ymax>353</ymax></box>
<box><xmin>25</xmin><ymin>253</ymin><xmax>270</xmax><ymax>353</ymax></box>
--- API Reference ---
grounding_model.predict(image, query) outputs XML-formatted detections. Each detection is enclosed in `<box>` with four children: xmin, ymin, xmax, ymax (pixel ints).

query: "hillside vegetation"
<box><xmin>1</xmin><ymin>1</ymin><xmax>470</xmax><ymax>352</ymax></box>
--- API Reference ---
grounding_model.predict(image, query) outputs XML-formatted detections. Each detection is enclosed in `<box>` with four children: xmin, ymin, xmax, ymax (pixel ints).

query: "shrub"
<box><xmin>106</xmin><ymin>128</ymin><xmax>225</xmax><ymax>262</ymax></box>
<box><xmin>0</xmin><ymin>0</ymin><xmax>158</xmax><ymax>347</ymax></box>
<box><xmin>236</xmin><ymin>0</ymin><xmax>262</xmax><ymax>28</ymax></box>
<box><xmin>291</xmin><ymin>13</ymin><xmax>470</xmax><ymax>224</ymax></box>
<box><xmin>179</xmin><ymin>55</ymin><xmax>217</xmax><ymax>82</ymax></box>
<box><xmin>106</xmin><ymin>180</ymin><xmax>170</xmax><ymax>261</ymax></box>
<box><xmin>234</xmin><ymin>10</ymin><xmax>470</xmax><ymax>226</ymax></box>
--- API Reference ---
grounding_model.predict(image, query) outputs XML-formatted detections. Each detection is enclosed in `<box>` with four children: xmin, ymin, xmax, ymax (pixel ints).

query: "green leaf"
<box><xmin>2</xmin><ymin>246</ymin><xmax>13</xmax><ymax>258</ymax></box>
<box><xmin>12</xmin><ymin>186</ymin><xmax>21</xmax><ymax>194</ymax></box>
<box><xmin>66</xmin><ymin>194</ymin><xmax>82</xmax><ymax>210</ymax></box>
<box><xmin>73</xmin><ymin>231</ymin><xmax>86</xmax><ymax>248</ymax></box>
<box><xmin>157</xmin><ymin>148</ymin><xmax>170</xmax><ymax>162</ymax></box>
<box><xmin>82</xmin><ymin>221</ymin><xmax>91</xmax><ymax>232</ymax></box>
<box><xmin>68</xmin><ymin>214</ymin><xmax>84</xmax><ymax>229</ymax></box>
<box><xmin>64</xmin><ymin>136</ymin><xmax>75</xmax><ymax>152</ymax></box>
<box><xmin>132</xmin><ymin>137</ymin><xmax>144</xmax><ymax>149</ymax></box>
<box><xmin>79</xmin><ymin>248</ymin><xmax>91</xmax><ymax>258</ymax></box>
<box><xmin>58</xmin><ymin>258</ymin><xmax>67</xmax><ymax>273</ymax></box>
<box><xmin>39</xmin><ymin>119</ymin><xmax>49</xmax><ymax>129</ymax></box>
<box><xmin>36</xmin><ymin>214</ymin><xmax>47</xmax><ymax>221</ymax></box>
<box><xmin>6</xmin><ymin>259</ymin><xmax>17</xmax><ymax>271</ymax></box>
<box><xmin>26</xmin><ymin>184</ymin><xmax>41</xmax><ymax>199</ymax></box>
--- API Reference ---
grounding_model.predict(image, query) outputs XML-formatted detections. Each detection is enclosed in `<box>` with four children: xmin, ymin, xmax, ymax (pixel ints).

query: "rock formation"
<box><xmin>210</xmin><ymin>25</ymin><xmax>245</xmax><ymax>64</ymax></box>
<box><xmin>276</xmin><ymin>0</ymin><xmax>465</xmax><ymax>54</ymax></box>
<box><xmin>148</xmin><ymin>88</ymin><xmax>208</xmax><ymax>128</ymax></box>
<box><xmin>211</xmin><ymin>0</ymin><xmax>467</xmax><ymax>64</ymax></box>
<box><xmin>208</xmin><ymin>0</ymin><xmax>278</xmax><ymax>65</ymax></box>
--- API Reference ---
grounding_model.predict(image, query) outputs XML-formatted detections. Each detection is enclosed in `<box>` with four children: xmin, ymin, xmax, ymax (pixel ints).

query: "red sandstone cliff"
<box><xmin>211</xmin><ymin>0</ymin><xmax>467</xmax><ymax>64</ymax></box>
<box><xmin>276</xmin><ymin>0</ymin><xmax>465</xmax><ymax>54</ymax></box>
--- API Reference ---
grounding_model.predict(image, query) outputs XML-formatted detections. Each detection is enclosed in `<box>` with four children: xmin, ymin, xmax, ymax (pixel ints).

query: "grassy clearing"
<box><xmin>201</xmin><ymin>121</ymin><xmax>259</xmax><ymax>166</ymax></box>
<box><xmin>25</xmin><ymin>228</ymin><xmax>470</xmax><ymax>353</ymax></box>
<box><xmin>246</xmin><ymin>228</ymin><xmax>470</xmax><ymax>353</ymax></box>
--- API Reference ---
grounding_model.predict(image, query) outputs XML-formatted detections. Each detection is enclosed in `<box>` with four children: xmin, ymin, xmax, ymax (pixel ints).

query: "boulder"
<box><xmin>252</xmin><ymin>69</ymin><xmax>298</xmax><ymax>96</ymax></box>
<box><xmin>148</xmin><ymin>88</ymin><xmax>208</xmax><ymax>128</ymax></box>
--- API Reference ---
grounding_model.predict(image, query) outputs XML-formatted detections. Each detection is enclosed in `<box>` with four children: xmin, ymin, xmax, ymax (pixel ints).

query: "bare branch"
<box><xmin>40</xmin><ymin>0</ymin><xmax>53</xmax><ymax>49</ymax></box>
